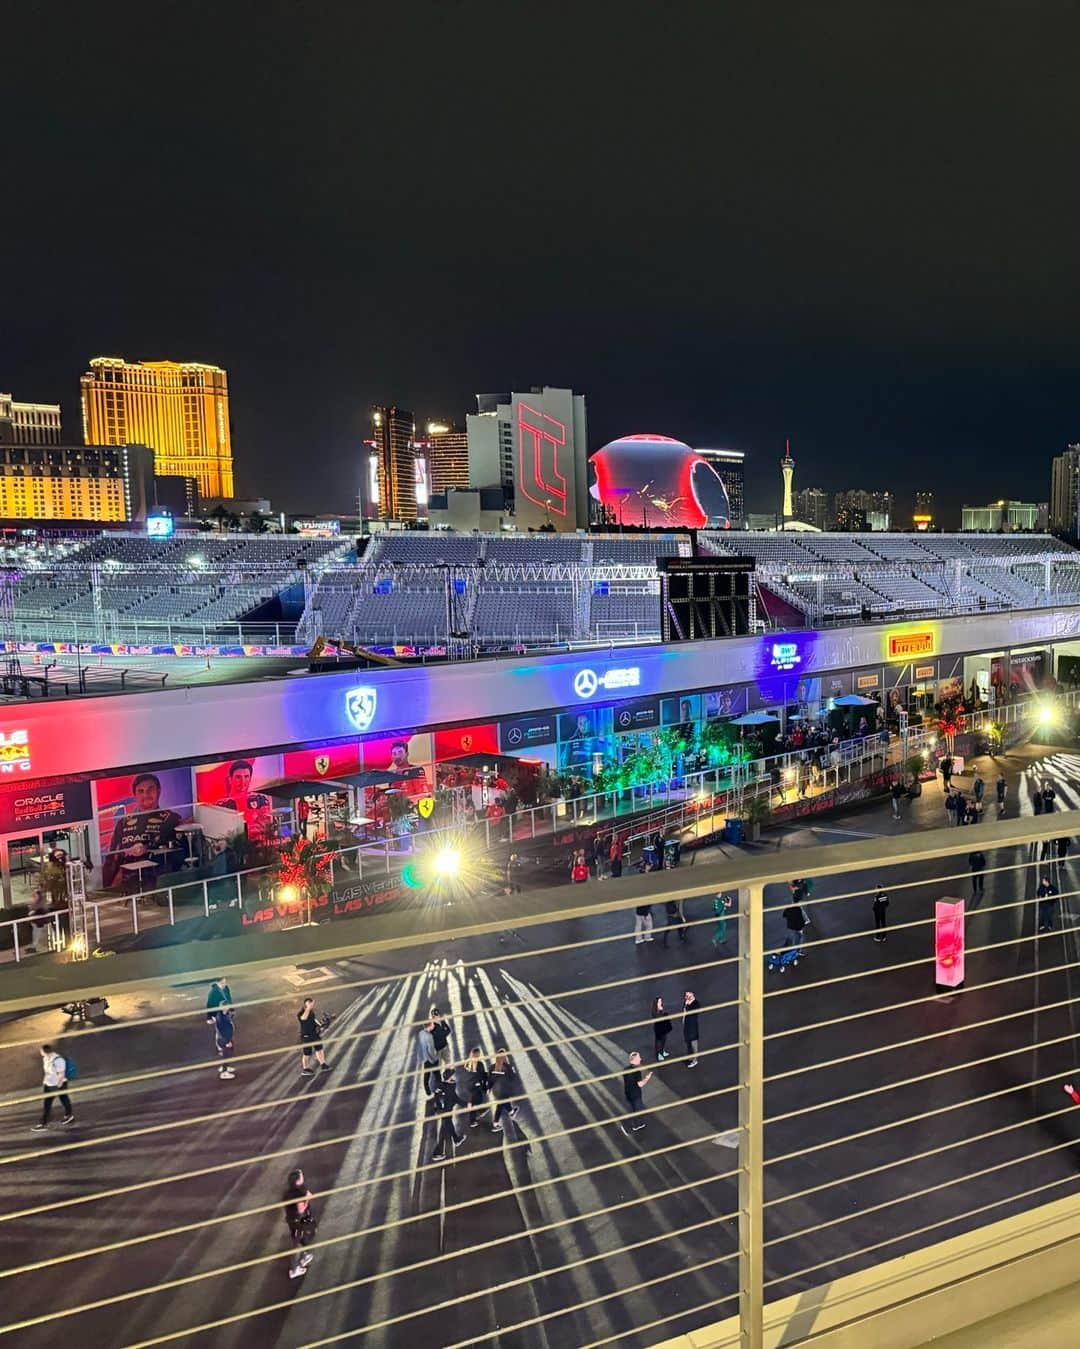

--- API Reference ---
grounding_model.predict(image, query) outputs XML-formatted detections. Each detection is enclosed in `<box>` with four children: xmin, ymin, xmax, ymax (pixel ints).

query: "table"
<box><xmin>175</xmin><ymin>823</ymin><xmax>202</xmax><ymax>866</ymax></box>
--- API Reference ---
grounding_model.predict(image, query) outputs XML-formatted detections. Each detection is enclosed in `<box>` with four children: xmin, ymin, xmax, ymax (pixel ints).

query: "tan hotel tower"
<box><xmin>80</xmin><ymin>356</ymin><xmax>234</xmax><ymax>499</ymax></box>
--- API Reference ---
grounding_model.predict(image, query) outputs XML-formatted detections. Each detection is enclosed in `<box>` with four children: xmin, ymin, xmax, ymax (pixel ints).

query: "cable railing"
<box><xmin>2</xmin><ymin>805</ymin><xmax>1080</xmax><ymax>1349</ymax></box>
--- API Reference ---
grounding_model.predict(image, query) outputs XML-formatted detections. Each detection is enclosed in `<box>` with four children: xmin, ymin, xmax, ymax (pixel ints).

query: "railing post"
<box><xmin>167</xmin><ymin>888</ymin><xmax>175</xmax><ymax>926</ymax></box>
<box><xmin>202</xmin><ymin>880</ymin><xmax>210</xmax><ymax>916</ymax></box>
<box><xmin>385</xmin><ymin>837</ymin><xmax>391</xmax><ymax>875</ymax></box>
<box><xmin>739</xmin><ymin>880</ymin><xmax>764</xmax><ymax>1349</ymax></box>
<box><xmin>131</xmin><ymin>895</ymin><xmax>140</xmax><ymax>935</ymax></box>
<box><xmin>12</xmin><ymin>922</ymin><xmax>20</xmax><ymax>964</ymax></box>
<box><xmin>94</xmin><ymin>905</ymin><xmax>101</xmax><ymax>946</ymax></box>
<box><xmin>235</xmin><ymin>873</ymin><xmax>243</xmax><ymax>907</ymax></box>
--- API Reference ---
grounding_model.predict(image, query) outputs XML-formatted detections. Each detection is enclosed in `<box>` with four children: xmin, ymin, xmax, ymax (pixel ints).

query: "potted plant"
<box><xmin>905</xmin><ymin>752</ymin><xmax>926</xmax><ymax>793</ymax></box>
<box><xmin>742</xmin><ymin>793</ymin><xmax>772</xmax><ymax>842</ymax></box>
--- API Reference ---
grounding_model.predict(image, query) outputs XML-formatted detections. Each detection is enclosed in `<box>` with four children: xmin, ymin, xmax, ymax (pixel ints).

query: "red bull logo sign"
<box><xmin>0</xmin><ymin>729</ymin><xmax>31</xmax><ymax>774</ymax></box>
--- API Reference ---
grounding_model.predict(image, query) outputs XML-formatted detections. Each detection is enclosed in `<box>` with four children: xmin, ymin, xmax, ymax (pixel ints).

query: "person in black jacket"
<box><xmin>651</xmin><ymin>995</ymin><xmax>672</xmax><ymax>1060</ymax></box>
<box><xmin>297</xmin><ymin>997</ymin><xmax>330</xmax><ymax>1076</ymax></box>
<box><xmin>968</xmin><ymin>850</ymin><xmax>987</xmax><ymax>896</ymax></box>
<box><xmin>782</xmin><ymin>902</ymin><xmax>807</xmax><ymax>951</ymax></box>
<box><xmin>682</xmin><ymin>991</ymin><xmax>701</xmax><ymax>1067</ymax></box>
<box><xmin>283</xmin><ymin>1167</ymin><xmax>317</xmax><ymax>1279</ymax></box>
<box><xmin>489</xmin><ymin>1049</ymin><xmax>521</xmax><ymax>1131</ymax></box>
<box><xmin>462</xmin><ymin>1046</ymin><xmax>490</xmax><ymax>1128</ymax></box>
<box><xmin>429</xmin><ymin>1005</ymin><xmax>453</xmax><ymax>1069</ymax></box>
<box><xmin>872</xmin><ymin>886</ymin><xmax>889</xmax><ymax>943</ymax></box>
<box><xmin>430</xmin><ymin>1067</ymin><xmax>466</xmax><ymax>1161</ymax></box>
<box><xmin>661</xmin><ymin>899</ymin><xmax>688</xmax><ymax>947</ymax></box>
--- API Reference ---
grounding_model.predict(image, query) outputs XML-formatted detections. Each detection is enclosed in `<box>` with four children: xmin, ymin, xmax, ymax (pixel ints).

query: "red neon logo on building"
<box><xmin>518</xmin><ymin>402</ymin><xmax>568</xmax><ymax>515</ymax></box>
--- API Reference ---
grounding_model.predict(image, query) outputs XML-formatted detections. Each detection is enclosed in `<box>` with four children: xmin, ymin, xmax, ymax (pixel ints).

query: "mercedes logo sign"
<box><xmin>507</xmin><ymin>726</ymin><xmax>523</xmax><ymax>745</ymax></box>
<box><xmin>573</xmin><ymin>669</ymin><xmax>599</xmax><ymax>698</ymax></box>
<box><xmin>618</xmin><ymin>710</ymin><xmax>632</xmax><ymax>728</ymax></box>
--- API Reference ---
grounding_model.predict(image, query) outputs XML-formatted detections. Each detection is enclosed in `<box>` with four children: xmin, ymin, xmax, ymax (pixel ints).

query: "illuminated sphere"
<box><xmin>588</xmin><ymin>434</ymin><xmax>731</xmax><ymax>529</ymax></box>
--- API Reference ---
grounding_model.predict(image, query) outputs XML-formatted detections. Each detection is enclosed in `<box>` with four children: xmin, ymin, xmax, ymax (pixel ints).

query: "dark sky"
<box><xmin>4</xmin><ymin>1</ymin><xmax>1080</xmax><ymax>526</ymax></box>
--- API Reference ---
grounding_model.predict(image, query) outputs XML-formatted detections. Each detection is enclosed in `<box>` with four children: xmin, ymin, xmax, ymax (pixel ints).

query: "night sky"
<box><xmin>5</xmin><ymin>1</ymin><xmax>1080</xmax><ymax>526</ymax></box>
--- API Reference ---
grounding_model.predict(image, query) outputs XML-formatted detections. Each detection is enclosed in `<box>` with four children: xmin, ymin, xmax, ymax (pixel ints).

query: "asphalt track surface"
<box><xmin>1</xmin><ymin>742</ymin><xmax>1079</xmax><ymax>1348</ymax></box>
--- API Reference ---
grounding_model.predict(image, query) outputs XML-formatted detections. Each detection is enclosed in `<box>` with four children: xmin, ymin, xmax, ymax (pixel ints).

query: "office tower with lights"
<box><xmin>80</xmin><ymin>356</ymin><xmax>234</xmax><ymax>499</ymax></box>
<box><xmin>793</xmin><ymin>486</ymin><xmax>829</xmax><ymax>530</ymax></box>
<box><xmin>833</xmin><ymin>488</ymin><xmax>893</xmax><ymax>531</ymax></box>
<box><xmin>696</xmin><ymin>448</ymin><xmax>745</xmax><ymax>526</ymax></box>
<box><xmin>0</xmin><ymin>393</ymin><xmax>62</xmax><ymax>445</ymax></box>
<box><xmin>1050</xmin><ymin>445</ymin><xmax>1080</xmax><ymax>538</ymax></box>
<box><xmin>368</xmin><ymin>405</ymin><xmax>418</xmax><ymax>522</ymax></box>
<box><xmin>424</xmin><ymin>422</ymin><xmax>470</xmax><ymax>494</ymax></box>
<box><xmin>467</xmin><ymin>387</ymin><xmax>588</xmax><ymax>531</ymax></box>
<box><xmin>913</xmin><ymin>490</ymin><xmax>935</xmax><ymax>531</ymax></box>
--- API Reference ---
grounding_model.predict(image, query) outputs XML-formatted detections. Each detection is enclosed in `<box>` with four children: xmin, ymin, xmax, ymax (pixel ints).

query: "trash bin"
<box><xmin>664</xmin><ymin>838</ymin><xmax>682</xmax><ymax>869</ymax></box>
<box><xmin>641</xmin><ymin>844</ymin><xmax>659</xmax><ymax>870</ymax></box>
<box><xmin>724</xmin><ymin>817</ymin><xmax>744</xmax><ymax>845</ymax></box>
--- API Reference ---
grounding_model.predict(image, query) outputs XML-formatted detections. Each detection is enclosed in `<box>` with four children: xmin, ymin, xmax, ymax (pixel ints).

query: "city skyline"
<box><xmin>5</xmin><ymin>5</ymin><xmax>1080</xmax><ymax>523</ymax></box>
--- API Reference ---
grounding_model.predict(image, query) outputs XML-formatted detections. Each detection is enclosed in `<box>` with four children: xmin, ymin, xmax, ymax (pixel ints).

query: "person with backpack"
<box><xmin>33</xmin><ymin>1044</ymin><xmax>74</xmax><ymax>1130</ymax></box>
<box><xmin>489</xmin><ymin>1049</ymin><xmax>520</xmax><ymax>1131</ymax></box>
<box><xmin>283</xmin><ymin>1167</ymin><xmax>317</xmax><ymax>1279</ymax></box>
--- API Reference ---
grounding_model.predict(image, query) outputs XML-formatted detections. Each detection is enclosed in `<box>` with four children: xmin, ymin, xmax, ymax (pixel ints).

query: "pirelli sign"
<box><xmin>886</xmin><ymin>630</ymin><xmax>935</xmax><ymax>661</ymax></box>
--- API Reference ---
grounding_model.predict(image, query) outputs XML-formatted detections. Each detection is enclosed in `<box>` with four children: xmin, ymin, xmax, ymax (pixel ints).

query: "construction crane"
<box><xmin>307</xmin><ymin>636</ymin><xmax>402</xmax><ymax>667</ymax></box>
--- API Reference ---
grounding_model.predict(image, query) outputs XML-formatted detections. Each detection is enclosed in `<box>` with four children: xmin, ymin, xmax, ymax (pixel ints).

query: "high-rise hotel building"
<box><xmin>80</xmin><ymin>357</ymin><xmax>234</xmax><ymax>498</ymax></box>
<box><xmin>368</xmin><ymin>405</ymin><xmax>418</xmax><ymax>522</ymax></box>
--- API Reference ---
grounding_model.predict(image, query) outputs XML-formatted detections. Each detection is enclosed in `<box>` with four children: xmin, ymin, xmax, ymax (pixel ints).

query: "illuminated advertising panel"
<box><xmin>588</xmin><ymin>434</ymin><xmax>731</xmax><ymax>529</ymax></box>
<box><xmin>147</xmin><ymin>513</ymin><xmax>175</xmax><ymax>538</ymax></box>
<box><xmin>935</xmin><ymin>899</ymin><xmax>965</xmax><ymax>989</ymax></box>
<box><xmin>886</xmin><ymin>628</ymin><xmax>937</xmax><ymax>661</ymax></box>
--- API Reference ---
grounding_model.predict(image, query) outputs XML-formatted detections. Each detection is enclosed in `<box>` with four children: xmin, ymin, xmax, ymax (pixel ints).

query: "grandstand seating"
<box><xmin>14</xmin><ymin>528</ymin><xmax>1080</xmax><ymax>650</ymax></box>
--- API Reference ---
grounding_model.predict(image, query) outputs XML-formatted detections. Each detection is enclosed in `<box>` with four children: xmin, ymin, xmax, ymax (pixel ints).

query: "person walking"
<box><xmin>940</xmin><ymin>755</ymin><xmax>953</xmax><ymax>792</ymax></box>
<box><xmin>417</xmin><ymin>1018</ymin><xmax>440</xmax><ymax>1099</ymax></box>
<box><xmin>619</xmin><ymin>1050</ymin><xmax>653</xmax><ymax>1136</ymax></box>
<box><xmin>972</xmin><ymin>774</ymin><xmax>985</xmax><ymax>807</ymax></box>
<box><xmin>32</xmin><ymin>1044</ymin><xmax>74</xmax><ymax>1131</ymax></box>
<box><xmin>283</xmin><ymin>1167</ymin><xmax>317</xmax><ymax>1279</ymax></box>
<box><xmin>503</xmin><ymin>853</ymin><xmax>523</xmax><ymax>895</ymax></box>
<box><xmin>206</xmin><ymin>986</ymin><xmax>236</xmax><ymax>1081</ymax></box>
<box><xmin>489</xmin><ymin>1049</ymin><xmax>521</xmax><ymax>1131</ymax></box>
<box><xmin>890</xmin><ymin>780</ymin><xmax>905</xmax><ymax>820</ymax></box>
<box><xmin>782</xmin><ymin>900</ymin><xmax>808</xmax><ymax>951</ymax></box>
<box><xmin>430</xmin><ymin>1066</ymin><xmax>467</xmax><ymax>1161</ymax></box>
<box><xmin>968</xmin><ymin>850</ymin><xmax>987</xmax><ymax>896</ymax></box>
<box><xmin>1036</xmin><ymin>876</ymin><xmax>1059</xmax><ymax>933</ymax></box>
<box><xmin>634</xmin><ymin>903</ymin><xmax>654</xmax><ymax>944</ymax></box>
<box><xmin>651</xmin><ymin>996</ymin><xmax>672</xmax><ymax>1060</ymax></box>
<box><xmin>429</xmin><ymin>1006</ymin><xmax>453</xmax><ymax>1070</ymax></box>
<box><xmin>462</xmin><ymin>1046</ymin><xmax>491</xmax><ymax>1128</ymax></box>
<box><xmin>712</xmin><ymin>892</ymin><xmax>734</xmax><ymax>947</ymax></box>
<box><xmin>996</xmin><ymin>773</ymin><xmax>1007</xmax><ymax>810</ymax></box>
<box><xmin>651</xmin><ymin>830</ymin><xmax>665</xmax><ymax>870</ymax></box>
<box><xmin>297</xmin><ymin>998</ymin><xmax>330</xmax><ymax>1076</ymax></box>
<box><xmin>661</xmin><ymin>899</ymin><xmax>688</xmax><ymax>947</ymax></box>
<box><xmin>682</xmin><ymin>991</ymin><xmax>701</xmax><ymax>1068</ymax></box>
<box><xmin>872</xmin><ymin>885</ymin><xmax>889</xmax><ymax>942</ymax></box>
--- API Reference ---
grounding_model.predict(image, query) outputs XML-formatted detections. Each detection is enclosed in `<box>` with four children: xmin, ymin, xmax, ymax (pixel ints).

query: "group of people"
<box><xmin>623</xmin><ymin>991</ymin><xmax>702</xmax><ymax>1133</ymax></box>
<box><xmin>415</xmin><ymin>1008</ymin><xmax>522</xmax><ymax>1160</ymax></box>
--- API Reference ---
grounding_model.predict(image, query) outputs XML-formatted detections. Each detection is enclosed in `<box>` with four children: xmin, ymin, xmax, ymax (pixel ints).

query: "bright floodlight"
<box><xmin>1039</xmin><ymin>704</ymin><xmax>1055</xmax><ymax>725</ymax></box>
<box><xmin>279</xmin><ymin>883</ymin><xmax>299</xmax><ymax>903</ymax></box>
<box><xmin>432</xmin><ymin>847</ymin><xmax>461</xmax><ymax>879</ymax></box>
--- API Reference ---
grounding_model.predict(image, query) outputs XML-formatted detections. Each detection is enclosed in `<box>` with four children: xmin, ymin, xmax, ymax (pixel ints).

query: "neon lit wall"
<box><xmin>510</xmin><ymin>388</ymin><xmax>589</xmax><ymax>532</ymax></box>
<box><xmin>589</xmin><ymin>434</ymin><xmax>731</xmax><ymax>529</ymax></box>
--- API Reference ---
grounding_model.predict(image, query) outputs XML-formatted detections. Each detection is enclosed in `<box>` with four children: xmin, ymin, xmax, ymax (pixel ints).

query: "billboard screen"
<box><xmin>589</xmin><ymin>434</ymin><xmax>731</xmax><ymax>529</ymax></box>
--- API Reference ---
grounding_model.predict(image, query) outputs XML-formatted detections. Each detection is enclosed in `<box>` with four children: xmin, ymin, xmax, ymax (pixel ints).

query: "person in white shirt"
<box><xmin>33</xmin><ymin>1044</ymin><xmax>74</xmax><ymax>1130</ymax></box>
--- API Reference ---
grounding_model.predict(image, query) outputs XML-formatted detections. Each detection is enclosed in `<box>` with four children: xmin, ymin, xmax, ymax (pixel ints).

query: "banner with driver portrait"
<box><xmin>92</xmin><ymin>766</ymin><xmax>194</xmax><ymax>889</ymax></box>
<box><xmin>194</xmin><ymin>754</ymin><xmax>282</xmax><ymax>843</ymax></box>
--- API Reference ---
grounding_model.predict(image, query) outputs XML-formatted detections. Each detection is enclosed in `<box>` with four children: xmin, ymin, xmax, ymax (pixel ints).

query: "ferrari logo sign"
<box><xmin>460</xmin><ymin>734</ymin><xmax>473</xmax><ymax>752</ymax></box>
<box><xmin>417</xmin><ymin>796</ymin><xmax>435</xmax><ymax>820</ymax></box>
<box><xmin>314</xmin><ymin>755</ymin><xmax>330</xmax><ymax>776</ymax></box>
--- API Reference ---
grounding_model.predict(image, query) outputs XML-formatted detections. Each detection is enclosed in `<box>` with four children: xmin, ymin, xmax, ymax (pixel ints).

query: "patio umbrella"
<box><xmin>334</xmin><ymin>768</ymin><xmax>427</xmax><ymax>790</ymax></box>
<box><xmin>832</xmin><ymin>694</ymin><xmax>877</xmax><ymax>707</ymax></box>
<box><xmin>731</xmin><ymin>711</ymin><xmax>780</xmax><ymax>726</ymax></box>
